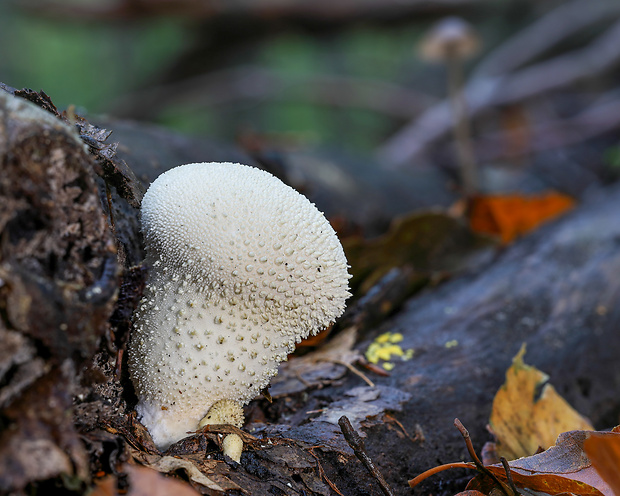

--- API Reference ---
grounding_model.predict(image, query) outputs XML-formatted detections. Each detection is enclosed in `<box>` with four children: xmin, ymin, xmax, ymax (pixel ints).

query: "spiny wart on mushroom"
<box><xmin>128</xmin><ymin>162</ymin><xmax>351</xmax><ymax>460</ymax></box>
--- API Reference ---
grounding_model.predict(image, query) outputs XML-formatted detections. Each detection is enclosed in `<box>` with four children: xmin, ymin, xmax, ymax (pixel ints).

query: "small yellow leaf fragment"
<box><xmin>365</xmin><ymin>332</ymin><xmax>414</xmax><ymax>370</ymax></box>
<box><xmin>376</xmin><ymin>345</ymin><xmax>404</xmax><ymax>361</ymax></box>
<box><xmin>365</xmin><ymin>342</ymin><xmax>381</xmax><ymax>364</ymax></box>
<box><xmin>444</xmin><ymin>339</ymin><xmax>458</xmax><ymax>348</ymax></box>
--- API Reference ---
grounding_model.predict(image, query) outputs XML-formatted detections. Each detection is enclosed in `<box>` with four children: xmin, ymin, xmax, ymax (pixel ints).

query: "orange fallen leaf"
<box><xmin>469</xmin><ymin>191</ymin><xmax>575</xmax><ymax>243</ymax></box>
<box><xmin>296</xmin><ymin>325</ymin><xmax>333</xmax><ymax>349</ymax></box>
<box><xmin>489</xmin><ymin>344</ymin><xmax>593</xmax><ymax>460</ymax></box>
<box><xmin>584</xmin><ymin>430</ymin><xmax>620</xmax><ymax>495</ymax></box>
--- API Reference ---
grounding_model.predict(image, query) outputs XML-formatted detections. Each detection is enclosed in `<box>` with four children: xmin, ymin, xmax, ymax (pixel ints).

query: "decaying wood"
<box><xmin>0</xmin><ymin>91</ymin><xmax>118</xmax><ymax>493</ymax></box>
<box><xmin>1</xmin><ymin>88</ymin><xmax>619</xmax><ymax>496</ymax></box>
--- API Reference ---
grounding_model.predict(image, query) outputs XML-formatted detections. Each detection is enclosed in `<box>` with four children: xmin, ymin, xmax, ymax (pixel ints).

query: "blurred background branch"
<box><xmin>2</xmin><ymin>0</ymin><xmax>620</xmax><ymax>201</ymax></box>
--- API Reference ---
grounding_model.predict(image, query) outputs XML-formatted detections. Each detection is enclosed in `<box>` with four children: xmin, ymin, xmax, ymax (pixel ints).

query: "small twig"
<box><xmin>308</xmin><ymin>447</ymin><xmax>345</xmax><ymax>496</ymax></box>
<box><xmin>329</xmin><ymin>359</ymin><xmax>375</xmax><ymax>387</ymax></box>
<box><xmin>114</xmin><ymin>348</ymin><xmax>124</xmax><ymax>381</ymax></box>
<box><xmin>453</xmin><ymin>418</ymin><xmax>484</xmax><ymax>467</ymax></box>
<box><xmin>338</xmin><ymin>416</ymin><xmax>395</xmax><ymax>496</ymax></box>
<box><xmin>260</xmin><ymin>388</ymin><xmax>273</xmax><ymax>403</ymax></box>
<box><xmin>294</xmin><ymin>370</ymin><xmax>313</xmax><ymax>388</ymax></box>
<box><xmin>454</xmin><ymin>419</ymin><xmax>512</xmax><ymax>496</ymax></box>
<box><xmin>500</xmin><ymin>457</ymin><xmax>520</xmax><ymax>496</ymax></box>
<box><xmin>408</xmin><ymin>462</ymin><xmax>474</xmax><ymax>487</ymax></box>
<box><xmin>359</xmin><ymin>358</ymin><xmax>391</xmax><ymax>377</ymax></box>
<box><xmin>384</xmin><ymin>413</ymin><xmax>424</xmax><ymax>444</ymax></box>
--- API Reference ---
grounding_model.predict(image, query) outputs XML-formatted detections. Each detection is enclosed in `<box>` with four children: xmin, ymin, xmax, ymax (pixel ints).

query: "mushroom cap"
<box><xmin>129</xmin><ymin>162</ymin><xmax>351</xmax><ymax>448</ymax></box>
<box><xmin>419</xmin><ymin>17</ymin><xmax>480</xmax><ymax>62</ymax></box>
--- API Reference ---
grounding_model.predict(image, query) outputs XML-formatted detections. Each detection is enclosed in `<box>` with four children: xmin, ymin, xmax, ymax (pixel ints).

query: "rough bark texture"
<box><xmin>0</xmin><ymin>92</ymin><xmax>118</xmax><ymax>493</ymax></box>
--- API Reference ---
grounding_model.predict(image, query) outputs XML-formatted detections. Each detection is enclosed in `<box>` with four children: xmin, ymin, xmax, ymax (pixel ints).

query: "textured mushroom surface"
<box><xmin>128</xmin><ymin>162</ymin><xmax>351</xmax><ymax>448</ymax></box>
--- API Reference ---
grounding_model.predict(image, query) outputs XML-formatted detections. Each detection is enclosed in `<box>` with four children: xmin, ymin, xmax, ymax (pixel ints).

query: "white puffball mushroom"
<box><xmin>128</xmin><ymin>162</ymin><xmax>351</xmax><ymax>452</ymax></box>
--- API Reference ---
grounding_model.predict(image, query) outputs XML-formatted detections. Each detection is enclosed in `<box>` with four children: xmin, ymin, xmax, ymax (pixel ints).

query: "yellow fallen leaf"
<box><xmin>489</xmin><ymin>344</ymin><xmax>593</xmax><ymax>460</ymax></box>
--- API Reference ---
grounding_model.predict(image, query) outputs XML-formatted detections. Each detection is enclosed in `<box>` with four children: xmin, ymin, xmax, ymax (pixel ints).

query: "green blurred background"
<box><xmin>2</xmin><ymin>0</ymin><xmax>619</xmax><ymax>184</ymax></box>
<box><xmin>0</xmin><ymin>0</ymin><xmax>528</xmax><ymax>153</ymax></box>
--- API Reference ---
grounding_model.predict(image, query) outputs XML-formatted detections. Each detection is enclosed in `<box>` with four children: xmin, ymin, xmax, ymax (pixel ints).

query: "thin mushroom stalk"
<box><xmin>420</xmin><ymin>16</ymin><xmax>481</xmax><ymax>198</ymax></box>
<box><xmin>128</xmin><ymin>162</ymin><xmax>351</xmax><ymax>458</ymax></box>
<box><xmin>446</xmin><ymin>47</ymin><xmax>478</xmax><ymax>198</ymax></box>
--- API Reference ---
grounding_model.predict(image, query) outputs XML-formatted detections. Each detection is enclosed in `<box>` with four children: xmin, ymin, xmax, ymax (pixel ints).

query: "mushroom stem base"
<box><xmin>222</xmin><ymin>433</ymin><xmax>243</xmax><ymax>463</ymax></box>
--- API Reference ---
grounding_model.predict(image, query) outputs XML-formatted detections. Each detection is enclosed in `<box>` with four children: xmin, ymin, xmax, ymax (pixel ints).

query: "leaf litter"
<box><xmin>409</xmin><ymin>347</ymin><xmax>617</xmax><ymax>496</ymax></box>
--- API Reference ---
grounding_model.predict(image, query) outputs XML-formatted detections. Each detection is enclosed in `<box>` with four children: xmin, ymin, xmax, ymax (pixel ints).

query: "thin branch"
<box><xmin>17</xmin><ymin>0</ymin><xmax>483</xmax><ymax>23</ymax></box>
<box><xmin>325</xmin><ymin>359</ymin><xmax>375</xmax><ymax>388</ymax></box>
<box><xmin>308</xmin><ymin>447</ymin><xmax>345</xmax><ymax>496</ymax></box>
<box><xmin>454</xmin><ymin>419</ymin><xmax>512</xmax><ymax>496</ymax></box>
<box><xmin>379</xmin><ymin>18</ymin><xmax>620</xmax><ymax>167</ymax></box>
<box><xmin>112</xmin><ymin>66</ymin><xmax>435</xmax><ymax>120</ymax></box>
<box><xmin>408</xmin><ymin>461</ymin><xmax>474</xmax><ymax>488</ymax></box>
<box><xmin>500</xmin><ymin>457</ymin><xmax>520</xmax><ymax>496</ymax></box>
<box><xmin>338</xmin><ymin>416</ymin><xmax>395</xmax><ymax>496</ymax></box>
<box><xmin>473</xmin><ymin>0</ymin><xmax>620</xmax><ymax>79</ymax></box>
<box><xmin>476</xmin><ymin>91</ymin><xmax>620</xmax><ymax>161</ymax></box>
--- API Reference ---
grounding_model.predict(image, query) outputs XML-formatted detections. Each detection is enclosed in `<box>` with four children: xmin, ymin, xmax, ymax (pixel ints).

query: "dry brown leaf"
<box><xmin>489</xmin><ymin>344</ymin><xmax>593</xmax><ymax>460</ymax></box>
<box><xmin>269</xmin><ymin>326</ymin><xmax>363</xmax><ymax>397</ymax></box>
<box><xmin>129</xmin><ymin>450</ymin><xmax>243</xmax><ymax>494</ymax></box>
<box><xmin>146</xmin><ymin>456</ymin><xmax>226</xmax><ymax>492</ymax></box>
<box><xmin>343</xmin><ymin>210</ymin><xmax>494</xmax><ymax>293</ymax></box>
<box><xmin>468</xmin><ymin>430</ymin><xmax>613</xmax><ymax>496</ymax></box>
<box><xmin>584</xmin><ymin>431</ymin><xmax>620</xmax><ymax>495</ymax></box>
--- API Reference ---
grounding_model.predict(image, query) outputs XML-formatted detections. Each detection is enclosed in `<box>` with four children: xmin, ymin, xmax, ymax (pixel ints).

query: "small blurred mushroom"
<box><xmin>419</xmin><ymin>17</ymin><xmax>481</xmax><ymax>198</ymax></box>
